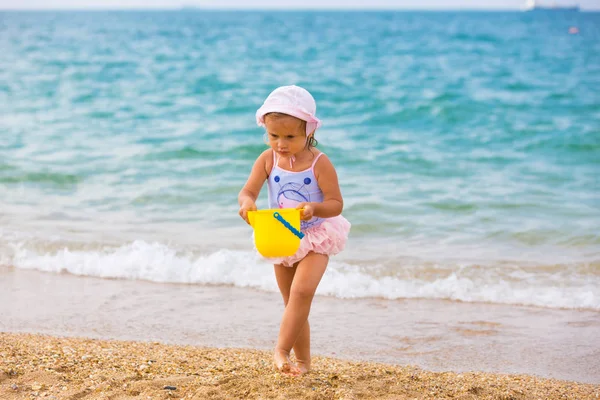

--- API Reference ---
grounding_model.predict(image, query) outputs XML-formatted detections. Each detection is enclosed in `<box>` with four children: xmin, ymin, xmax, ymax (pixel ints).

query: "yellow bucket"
<box><xmin>248</xmin><ymin>208</ymin><xmax>304</xmax><ymax>257</ymax></box>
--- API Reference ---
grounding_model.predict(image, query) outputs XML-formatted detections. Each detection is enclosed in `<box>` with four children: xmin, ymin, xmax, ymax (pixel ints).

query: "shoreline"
<box><xmin>2</xmin><ymin>332</ymin><xmax>599</xmax><ymax>400</ymax></box>
<box><xmin>2</xmin><ymin>266</ymin><xmax>600</xmax><ymax>385</ymax></box>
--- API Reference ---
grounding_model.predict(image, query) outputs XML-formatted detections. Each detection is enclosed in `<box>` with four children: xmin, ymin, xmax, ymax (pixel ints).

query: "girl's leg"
<box><xmin>293</xmin><ymin>321</ymin><xmax>311</xmax><ymax>374</ymax></box>
<box><xmin>275</xmin><ymin>252</ymin><xmax>329</xmax><ymax>374</ymax></box>
<box><xmin>273</xmin><ymin>263</ymin><xmax>311</xmax><ymax>374</ymax></box>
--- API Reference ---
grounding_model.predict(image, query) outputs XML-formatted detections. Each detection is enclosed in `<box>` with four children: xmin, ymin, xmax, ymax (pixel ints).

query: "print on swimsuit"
<box><xmin>273</xmin><ymin>175</ymin><xmax>318</xmax><ymax>230</ymax></box>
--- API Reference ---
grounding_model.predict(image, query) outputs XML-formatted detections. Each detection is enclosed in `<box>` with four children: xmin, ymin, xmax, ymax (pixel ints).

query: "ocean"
<box><xmin>1</xmin><ymin>10</ymin><xmax>599</xmax><ymax>312</ymax></box>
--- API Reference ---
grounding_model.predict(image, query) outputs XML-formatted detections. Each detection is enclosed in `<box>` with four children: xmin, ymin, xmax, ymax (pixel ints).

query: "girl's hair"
<box><xmin>264</xmin><ymin>112</ymin><xmax>319</xmax><ymax>148</ymax></box>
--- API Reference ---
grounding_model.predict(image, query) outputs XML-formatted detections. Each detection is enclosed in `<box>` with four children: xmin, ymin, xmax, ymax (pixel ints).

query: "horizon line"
<box><xmin>1</xmin><ymin>6</ymin><xmax>598</xmax><ymax>12</ymax></box>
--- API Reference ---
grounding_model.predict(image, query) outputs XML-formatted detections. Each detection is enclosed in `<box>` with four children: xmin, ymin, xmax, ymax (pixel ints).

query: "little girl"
<box><xmin>238</xmin><ymin>85</ymin><xmax>351</xmax><ymax>376</ymax></box>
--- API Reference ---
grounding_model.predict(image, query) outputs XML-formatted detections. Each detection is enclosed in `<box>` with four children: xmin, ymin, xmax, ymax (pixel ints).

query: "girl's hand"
<box><xmin>297</xmin><ymin>203</ymin><xmax>314</xmax><ymax>221</ymax></box>
<box><xmin>239</xmin><ymin>199</ymin><xmax>257</xmax><ymax>225</ymax></box>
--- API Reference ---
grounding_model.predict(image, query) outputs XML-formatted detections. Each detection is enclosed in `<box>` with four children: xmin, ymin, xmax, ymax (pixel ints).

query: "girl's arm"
<box><xmin>298</xmin><ymin>155</ymin><xmax>343</xmax><ymax>220</ymax></box>
<box><xmin>238</xmin><ymin>150</ymin><xmax>270</xmax><ymax>223</ymax></box>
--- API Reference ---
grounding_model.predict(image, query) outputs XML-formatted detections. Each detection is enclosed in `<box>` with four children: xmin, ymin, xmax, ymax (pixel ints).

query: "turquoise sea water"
<box><xmin>1</xmin><ymin>10</ymin><xmax>599</xmax><ymax>309</ymax></box>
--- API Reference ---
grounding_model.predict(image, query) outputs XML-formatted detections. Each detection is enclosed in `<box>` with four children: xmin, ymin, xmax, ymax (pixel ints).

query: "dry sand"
<box><xmin>1</xmin><ymin>332</ymin><xmax>598</xmax><ymax>400</ymax></box>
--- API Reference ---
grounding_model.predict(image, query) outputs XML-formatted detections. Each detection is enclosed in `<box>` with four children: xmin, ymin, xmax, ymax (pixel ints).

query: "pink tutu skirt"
<box><xmin>259</xmin><ymin>215</ymin><xmax>351</xmax><ymax>267</ymax></box>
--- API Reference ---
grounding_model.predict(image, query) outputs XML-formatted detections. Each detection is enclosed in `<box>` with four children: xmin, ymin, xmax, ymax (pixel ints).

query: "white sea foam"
<box><xmin>2</xmin><ymin>239</ymin><xmax>598</xmax><ymax>310</ymax></box>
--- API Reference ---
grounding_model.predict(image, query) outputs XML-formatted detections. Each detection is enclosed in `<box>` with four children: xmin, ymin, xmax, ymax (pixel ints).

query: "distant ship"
<box><xmin>523</xmin><ymin>0</ymin><xmax>580</xmax><ymax>11</ymax></box>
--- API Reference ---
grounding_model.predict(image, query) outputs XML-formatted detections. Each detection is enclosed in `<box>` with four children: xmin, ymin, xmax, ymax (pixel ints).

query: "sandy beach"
<box><xmin>1</xmin><ymin>266</ymin><xmax>600</xmax><ymax>399</ymax></box>
<box><xmin>2</xmin><ymin>332</ymin><xmax>599</xmax><ymax>400</ymax></box>
<box><xmin>3</xmin><ymin>267</ymin><xmax>600</xmax><ymax>383</ymax></box>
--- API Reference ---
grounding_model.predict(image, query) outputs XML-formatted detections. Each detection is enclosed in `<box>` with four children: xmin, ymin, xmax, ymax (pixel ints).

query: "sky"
<box><xmin>0</xmin><ymin>0</ymin><xmax>598</xmax><ymax>10</ymax></box>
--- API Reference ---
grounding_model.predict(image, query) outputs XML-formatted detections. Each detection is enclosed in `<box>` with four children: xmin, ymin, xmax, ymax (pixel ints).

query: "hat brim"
<box><xmin>256</xmin><ymin>104</ymin><xmax>321</xmax><ymax>135</ymax></box>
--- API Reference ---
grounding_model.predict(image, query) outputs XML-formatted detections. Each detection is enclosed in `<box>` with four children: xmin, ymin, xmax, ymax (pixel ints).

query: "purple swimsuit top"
<box><xmin>267</xmin><ymin>151</ymin><xmax>325</xmax><ymax>231</ymax></box>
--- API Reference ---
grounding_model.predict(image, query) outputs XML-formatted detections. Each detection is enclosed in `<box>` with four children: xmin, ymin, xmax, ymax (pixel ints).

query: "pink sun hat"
<box><xmin>256</xmin><ymin>85</ymin><xmax>322</xmax><ymax>135</ymax></box>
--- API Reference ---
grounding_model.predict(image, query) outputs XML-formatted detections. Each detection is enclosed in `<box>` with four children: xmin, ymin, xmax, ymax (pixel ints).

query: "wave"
<box><xmin>0</xmin><ymin>171</ymin><xmax>82</xmax><ymax>187</ymax></box>
<box><xmin>2</xmin><ymin>239</ymin><xmax>597</xmax><ymax>311</ymax></box>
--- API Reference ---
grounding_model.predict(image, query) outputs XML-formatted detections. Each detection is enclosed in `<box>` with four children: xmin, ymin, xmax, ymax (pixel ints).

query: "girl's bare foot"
<box><xmin>295</xmin><ymin>359</ymin><xmax>310</xmax><ymax>375</ymax></box>
<box><xmin>273</xmin><ymin>349</ymin><xmax>301</xmax><ymax>375</ymax></box>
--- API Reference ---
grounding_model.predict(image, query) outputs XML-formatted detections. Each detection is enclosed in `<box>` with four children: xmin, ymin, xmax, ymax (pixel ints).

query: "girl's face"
<box><xmin>264</xmin><ymin>114</ymin><xmax>309</xmax><ymax>157</ymax></box>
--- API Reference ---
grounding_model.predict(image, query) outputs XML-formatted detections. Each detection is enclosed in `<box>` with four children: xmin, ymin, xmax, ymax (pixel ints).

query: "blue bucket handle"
<box><xmin>273</xmin><ymin>212</ymin><xmax>305</xmax><ymax>239</ymax></box>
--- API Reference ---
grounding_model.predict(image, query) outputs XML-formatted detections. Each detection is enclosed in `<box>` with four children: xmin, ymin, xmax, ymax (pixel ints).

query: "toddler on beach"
<box><xmin>238</xmin><ymin>85</ymin><xmax>351</xmax><ymax>375</ymax></box>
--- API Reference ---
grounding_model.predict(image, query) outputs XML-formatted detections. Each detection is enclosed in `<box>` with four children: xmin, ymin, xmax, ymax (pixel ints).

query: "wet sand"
<box><xmin>1</xmin><ymin>266</ymin><xmax>599</xmax><ymax>388</ymax></box>
<box><xmin>2</xmin><ymin>332</ymin><xmax>599</xmax><ymax>400</ymax></box>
